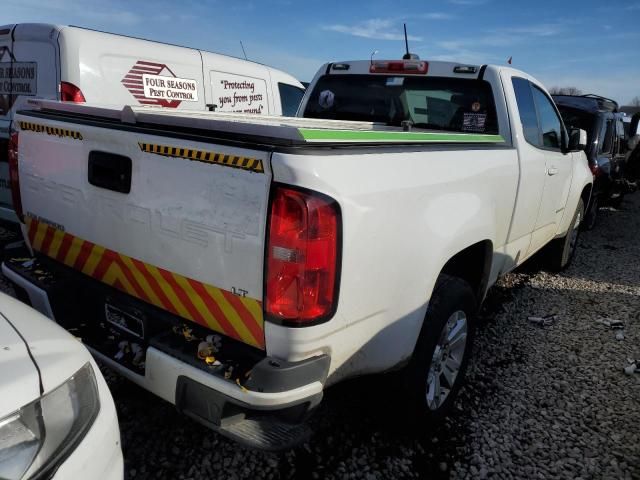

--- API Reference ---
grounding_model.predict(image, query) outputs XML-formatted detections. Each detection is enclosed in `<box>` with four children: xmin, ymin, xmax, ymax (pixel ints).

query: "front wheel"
<box><xmin>404</xmin><ymin>274</ymin><xmax>476</xmax><ymax>423</ymax></box>
<box><xmin>547</xmin><ymin>198</ymin><xmax>584</xmax><ymax>271</ymax></box>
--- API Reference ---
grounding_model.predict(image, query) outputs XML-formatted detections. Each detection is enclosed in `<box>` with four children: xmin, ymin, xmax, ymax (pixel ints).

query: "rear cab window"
<box><xmin>303</xmin><ymin>74</ymin><xmax>499</xmax><ymax>134</ymax></box>
<box><xmin>278</xmin><ymin>83</ymin><xmax>305</xmax><ymax>117</ymax></box>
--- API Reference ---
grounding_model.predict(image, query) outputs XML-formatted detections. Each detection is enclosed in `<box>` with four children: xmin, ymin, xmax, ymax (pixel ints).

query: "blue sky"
<box><xmin>5</xmin><ymin>0</ymin><xmax>640</xmax><ymax>104</ymax></box>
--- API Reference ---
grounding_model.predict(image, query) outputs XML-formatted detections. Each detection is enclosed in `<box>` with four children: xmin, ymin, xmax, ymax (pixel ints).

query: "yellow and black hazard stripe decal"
<box><xmin>19</xmin><ymin>121</ymin><xmax>83</xmax><ymax>140</ymax></box>
<box><xmin>138</xmin><ymin>142</ymin><xmax>264</xmax><ymax>174</ymax></box>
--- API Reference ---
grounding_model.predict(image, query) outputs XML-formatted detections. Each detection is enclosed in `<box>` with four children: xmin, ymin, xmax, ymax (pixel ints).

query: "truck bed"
<box><xmin>22</xmin><ymin>100</ymin><xmax>506</xmax><ymax>148</ymax></box>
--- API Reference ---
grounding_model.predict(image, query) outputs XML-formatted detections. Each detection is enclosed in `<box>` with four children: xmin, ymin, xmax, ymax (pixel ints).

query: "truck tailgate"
<box><xmin>16</xmin><ymin>114</ymin><xmax>269</xmax><ymax>349</ymax></box>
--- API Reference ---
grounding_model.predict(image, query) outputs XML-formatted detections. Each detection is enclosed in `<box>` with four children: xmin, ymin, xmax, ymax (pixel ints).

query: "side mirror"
<box><xmin>568</xmin><ymin>128</ymin><xmax>587</xmax><ymax>152</ymax></box>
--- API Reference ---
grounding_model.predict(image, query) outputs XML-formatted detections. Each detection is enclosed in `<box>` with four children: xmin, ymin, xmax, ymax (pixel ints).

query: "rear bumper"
<box><xmin>2</xmin><ymin>251</ymin><xmax>328</xmax><ymax>449</ymax></box>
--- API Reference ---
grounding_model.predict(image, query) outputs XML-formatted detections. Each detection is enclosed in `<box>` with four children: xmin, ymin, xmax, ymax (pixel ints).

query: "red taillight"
<box><xmin>590</xmin><ymin>163</ymin><xmax>601</xmax><ymax>177</ymax></box>
<box><xmin>60</xmin><ymin>81</ymin><xmax>86</xmax><ymax>102</ymax></box>
<box><xmin>8</xmin><ymin>131</ymin><xmax>23</xmax><ymax>222</ymax></box>
<box><xmin>265</xmin><ymin>186</ymin><xmax>340</xmax><ymax>325</ymax></box>
<box><xmin>369</xmin><ymin>60</ymin><xmax>428</xmax><ymax>74</ymax></box>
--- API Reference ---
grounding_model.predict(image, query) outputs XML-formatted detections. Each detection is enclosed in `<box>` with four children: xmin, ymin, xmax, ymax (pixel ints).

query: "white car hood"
<box><xmin>0</xmin><ymin>294</ymin><xmax>93</xmax><ymax>418</ymax></box>
<box><xmin>0</xmin><ymin>309</ymin><xmax>40</xmax><ymax>419</ymax></box>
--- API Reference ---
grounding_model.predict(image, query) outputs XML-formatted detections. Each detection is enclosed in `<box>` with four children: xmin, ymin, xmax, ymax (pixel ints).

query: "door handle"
<box><xmin>88</xmin><ymin>151</ymin><xmax>132</xmax><ymax>194</ymax></box>
<box><xmin>547</xmin><ymin>166</ymin><xmax>559</xmax><ymax>176</ymax></box>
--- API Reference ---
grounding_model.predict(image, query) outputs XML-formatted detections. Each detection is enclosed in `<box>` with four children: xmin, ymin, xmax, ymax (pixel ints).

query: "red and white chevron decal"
<box><xmin>121</xmin><ymin>60</ymin><xmax>181</xmax><ymax>108</ymax></box>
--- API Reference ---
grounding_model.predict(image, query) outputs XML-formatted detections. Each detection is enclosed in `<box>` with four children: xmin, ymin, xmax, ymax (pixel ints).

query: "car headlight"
<box><xmin>0</xmin><ymin>363</ymin><xmax>100</xmax><ymax>480</ymax></box>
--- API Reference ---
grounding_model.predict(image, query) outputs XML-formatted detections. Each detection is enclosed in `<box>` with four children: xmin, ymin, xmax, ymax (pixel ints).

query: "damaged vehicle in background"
<box><xmin>553</xmin><ymin>94</ymin><xmax>635</xmax><ymax>229</ymax></box>
<box><xmin>0</xmin><ymin>292</ymin><xmax>123</xmax><ymax>479</ymax></box>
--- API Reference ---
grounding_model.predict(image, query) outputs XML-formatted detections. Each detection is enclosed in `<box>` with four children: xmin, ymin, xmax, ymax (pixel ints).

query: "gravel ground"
<box><xmin>2</xmin><ymin>195</ymin><xmax>639</xmax><ymax>479</ymax></box>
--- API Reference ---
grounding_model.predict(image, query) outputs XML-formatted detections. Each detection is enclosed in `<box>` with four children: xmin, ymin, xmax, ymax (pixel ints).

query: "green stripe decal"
<box><xmin>298</xmin><ymin>128</ymin><xmax>504</xmax><ymax>144</ymax></box>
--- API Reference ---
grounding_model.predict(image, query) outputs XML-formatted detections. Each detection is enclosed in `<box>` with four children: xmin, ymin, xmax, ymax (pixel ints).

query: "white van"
<box><xmin>0</xmin><ymin>23</ymin><xmax>306</xmax><ymax>222</ymax></box>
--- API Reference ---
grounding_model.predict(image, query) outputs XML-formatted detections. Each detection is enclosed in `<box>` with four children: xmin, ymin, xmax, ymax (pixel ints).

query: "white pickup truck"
<box><xmin>3</xmin><ymin>58</ymin><xmax>592</xmax><ymax>449</ymax></box>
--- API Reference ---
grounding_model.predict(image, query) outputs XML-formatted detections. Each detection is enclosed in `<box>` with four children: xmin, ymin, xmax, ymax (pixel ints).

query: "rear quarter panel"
<box><xmin>556</xmin><ymin>150</ymin><xmax>592</xmax><ymax>236</ymax></box>
<box><xmin>267</xmin><ymin>145</ymin><xmax>519</xmax><ymax>382</ymax></box>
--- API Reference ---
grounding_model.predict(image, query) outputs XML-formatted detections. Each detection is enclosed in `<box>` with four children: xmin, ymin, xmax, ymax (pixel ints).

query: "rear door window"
<box><xmin>278</xmin><ymin>83</ymin><xmax>305</xmax><ymax>117</ymax></box>
<box><xmin>303</xmin><ymin>74</ymin><xmax>498</xmax><ymax>134</ymax></box>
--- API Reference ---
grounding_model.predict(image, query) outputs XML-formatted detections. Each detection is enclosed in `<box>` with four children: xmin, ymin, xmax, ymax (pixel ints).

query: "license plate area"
<box><xmin>104</xmin><ymin>298</ymin><xmax>146</xmax><ymax>339</ymax></box>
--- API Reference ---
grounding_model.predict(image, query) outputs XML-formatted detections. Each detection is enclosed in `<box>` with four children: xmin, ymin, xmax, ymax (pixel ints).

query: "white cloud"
<box><xmin>323</xmin><ymin>19</ymin><xmax>423</xmax><ymax>41</ymax></box>
<box><xmin>426</xmin><ymin>40</ymin><xmax>498</xmax><ymax>64</ymax></box>
<box><xmin>430</xmin><ymin>21</ymin><xmax>566</xmax><ymax>57</ymax></box>
<box><xmin>502</xmin><ymin>23</ymin><xmax>564</xmax><ymax>37</ymax></box>
<box><xmin>417</xmin><ymin>12</ymin><xmax>455</xmax><ymax>20</ymax></box>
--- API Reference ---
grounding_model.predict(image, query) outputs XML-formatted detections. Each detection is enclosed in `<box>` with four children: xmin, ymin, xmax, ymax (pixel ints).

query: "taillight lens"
<box><xmin>8</xmin><ymin>131</ymin><xmax>23</xmax><ymax>222</ymax></box>
<box><xmin>590</xmin><ymin>163</ymin><xmax>601</xmax><ymax>177</ymax></box>
<box><xmin>265</xmin><ymin>186</ymin><xmax>340</xmax><ymax>325</ymax></box>
<box><xmin>60</xmin><ymin>82</ymin><xmax>86</xmax><ymax>102</ymax></box>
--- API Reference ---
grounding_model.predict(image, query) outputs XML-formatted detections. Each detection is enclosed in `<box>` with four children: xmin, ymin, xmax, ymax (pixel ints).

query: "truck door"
<box><xmin>529</xmin><ymin>84</ymin><xmax>573</xmax><ymax>246</ymax></box>
<box><xmin>506</xmin><ymin>76</ymin><xmax>548</xmax><ymax>260</ymax></box>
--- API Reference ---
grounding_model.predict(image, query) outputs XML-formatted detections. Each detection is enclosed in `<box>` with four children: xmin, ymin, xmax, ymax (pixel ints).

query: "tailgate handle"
<box><xmin>88</xmin><ymin>151</ymin><xmax>132</xmax><ymax>194</ymax></box>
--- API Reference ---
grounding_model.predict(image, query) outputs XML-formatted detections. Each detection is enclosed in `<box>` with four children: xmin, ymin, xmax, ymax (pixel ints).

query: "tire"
<box><xmin>547</xmin><ymin>198</ymin><xmax>584</xmax><ymax>271</ymax></box>
<box><xmin>404</xmin><ymin>274</ymin><xmax>476</xmax><ymax>424</ymax></box>
<box><xmin>583</xmin><ymin>195</ymin><xmax>598</xmax><ymax>231</ymax></box>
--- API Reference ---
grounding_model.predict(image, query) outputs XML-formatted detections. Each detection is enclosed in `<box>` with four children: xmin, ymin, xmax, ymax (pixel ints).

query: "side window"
<box><xmin>615</xmin><ymin>119</ymin><xmax>626</xmax><ymax>155</ymax></box>
<box><xmin>599</xmin><ymin>119</ymin><xmax>614</xmax><ymax>155</ymax></box>
<box><xmin>278</xmin><ymin>83</ymin><xmax>305</xmax><ymax>117</ymax></box>
<box><xmin>531</xmin><ymin>86</ymin><xmax>563</xmax><ymax>150</ymax></box>
<box><xmin>511</xmin><ymin>77</ymin><xmax>540</xmax><ymax>147</ymax></box>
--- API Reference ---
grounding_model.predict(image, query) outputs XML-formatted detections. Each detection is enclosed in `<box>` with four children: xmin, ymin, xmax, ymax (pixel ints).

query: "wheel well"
<box><xmin>440</xmin><ymin>240</ymin><xmax>493</xmax><ymax>304</ymax></box>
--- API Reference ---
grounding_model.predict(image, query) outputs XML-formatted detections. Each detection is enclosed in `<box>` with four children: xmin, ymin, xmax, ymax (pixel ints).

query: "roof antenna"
<box><xmin>402</xmin><ymin>23</ymin><xmax>419</xmax><ymax>60</ymax></box>
<box><xmin>240</xmin><ymin>41</ymin><xmax>248</xmax><ymax>60</ymax></box>
<box><xmin>370</xmin><ymin>49</ymin><xmax>379</xmax><ymax>65</ymax></box>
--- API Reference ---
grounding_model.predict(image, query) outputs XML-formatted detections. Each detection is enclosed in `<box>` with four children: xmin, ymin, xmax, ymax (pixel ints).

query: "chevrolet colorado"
<box><xmin>3</xmin><ymin>58</ymin><xmax>592</xmax><ymax>449</ymax></box>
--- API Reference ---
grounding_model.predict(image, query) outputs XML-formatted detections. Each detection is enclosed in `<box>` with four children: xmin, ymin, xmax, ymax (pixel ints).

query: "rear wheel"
<box><xmin>404</xmin><ymin>275</ymin><xmax>476</xmax><ymax>423</ymax></box>
<box><xmin>547</xmin><ymin>198</ymin><xmax>584</xmax><ymax>271</ymax></box>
